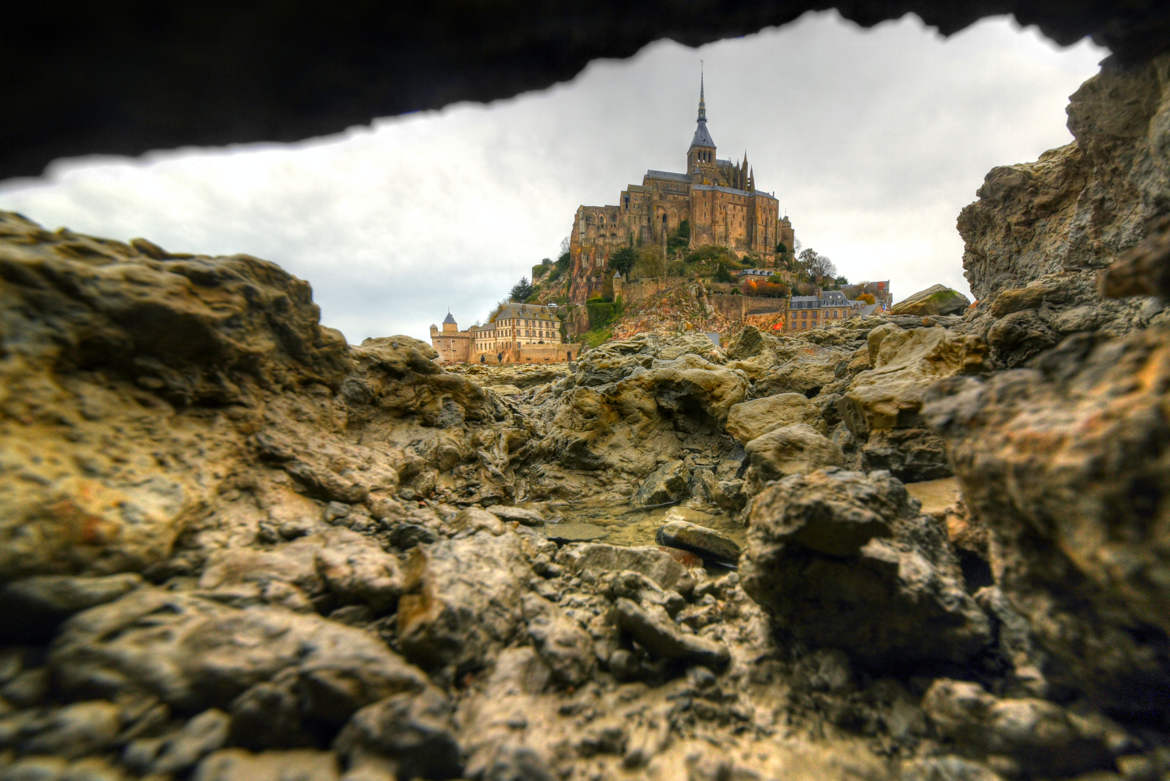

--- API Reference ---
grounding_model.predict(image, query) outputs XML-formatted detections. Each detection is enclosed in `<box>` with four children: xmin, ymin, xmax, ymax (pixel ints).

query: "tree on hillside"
<box><xmin>633</xmin><ymin>246</ymin><xmax>666</xmax><ymax>279</ymax></box>
<box><xmin>798</xmin><ymin>248</ymin><xmax>836</xmax><ymax>284</ymax></box>
<box><xmin>608</xmin><ymin>246</ymin><xmax>636</xmax><ymax>277</ymax></box>
<box><xmin>510</xmin><ymin>276</ymin><xmax>534</xmax><ymax>302</ymax></box>
<box><xmin>667</xmin><ymin>220</ymin><xmax>691</xmax><ymax>255</ymax></box>
<box><xmin>685</xmin><ymin>244</ymin><xmax>735</xmax><ymax>275</ymax></box>
<box><xmin>559</xmin><ymin>235</ymin><xmax>571</xmax><ymax>257</ymax></box>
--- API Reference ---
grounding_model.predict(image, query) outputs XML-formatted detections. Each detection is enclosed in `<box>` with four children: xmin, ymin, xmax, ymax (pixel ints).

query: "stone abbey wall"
<box><xmin>567</xmin><ymin>80</ymin><xmax>789</xmax><ymax>305</ymax></box>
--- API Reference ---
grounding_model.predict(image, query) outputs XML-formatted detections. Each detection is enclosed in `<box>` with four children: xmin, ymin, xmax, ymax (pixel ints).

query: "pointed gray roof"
<box><xmin>689</xmin><ymin>70</ymin><xmax>715</xmax><ymax>150</ymax></box>
<box><xmin>690</xmin><ymin>121</ymin><xmax>715</xmax><ymax>149</ymax></box>
<box><xmin>443</xmin><ymin>312</ymin><xmax>456</xmax><ymax>325</ymax></box>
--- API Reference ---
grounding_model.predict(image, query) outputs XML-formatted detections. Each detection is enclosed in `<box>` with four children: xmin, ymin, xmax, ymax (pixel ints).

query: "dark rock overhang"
<box><xmin>3</xmin><ymin>0</ymin><xmax>1168</xmax><ymax>179</ymax></box>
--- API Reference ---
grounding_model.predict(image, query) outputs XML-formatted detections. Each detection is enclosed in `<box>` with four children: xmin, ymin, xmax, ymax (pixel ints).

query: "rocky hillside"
<box><xmin>1</xmin><ymin>51</ymin><xmax>1169</xmax><ymax>781</ymax></box>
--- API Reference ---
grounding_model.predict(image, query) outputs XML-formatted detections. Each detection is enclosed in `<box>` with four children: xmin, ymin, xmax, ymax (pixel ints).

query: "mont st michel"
<box><xmin>1</xmin><ymin>6</ymin><xmax>1169</xmax><ymax>781</ymax></box>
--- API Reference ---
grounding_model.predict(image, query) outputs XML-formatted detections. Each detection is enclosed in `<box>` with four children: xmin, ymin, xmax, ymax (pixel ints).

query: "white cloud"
<box><xmin>0</xmin><ymin>12</ymin><xmax>1104</xmax><ymax>342</ymax></box>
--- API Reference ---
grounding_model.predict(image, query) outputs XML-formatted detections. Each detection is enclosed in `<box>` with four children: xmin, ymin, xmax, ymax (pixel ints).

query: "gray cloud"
<box><xmin>0</xmin><ymin>12</ymin><xmax>1103</xmax><ymax>343</ymax></box>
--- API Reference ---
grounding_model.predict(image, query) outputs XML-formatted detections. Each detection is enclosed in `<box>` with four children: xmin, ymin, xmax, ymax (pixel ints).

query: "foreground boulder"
<box><xmin>958</xmin><ymin>53</ymin><xmax>1170</xmax><ymax>306</ymax></box>
<box><xmin>724</xmin><ymin>392</ymin><xmax>822</xmax><ymax>443</ymax></box>
<box><xmin>741</xmin><ymin>468</ymin><xmax>991</xmax><ymax>669</ymax></box>
<box><xmin>397</xmin><ymin>527</ymin><xmax>532</xmax><ymax>678</ymax></box>
<box><xmin>655</xmin><ymin>518</ymin><xmax>740</xmax><ymax>564</ymax></box>
<box><xmin>955</xmin><ymin>52</ymin><xmax>1169</xmax><ymax>373</ymax></box>
<box><xmin>889</xmin><ymin>284</ymin><xmax>970</xmax><ymax>316</ymax></box>
<box><xmin>923</xmin><ymin>679</ymin><xmax>1118</xmax><ymax>777</ymax></box>
<box><xmin>840</xmin><ymin>323</ymin><xmax>982</xmax><ymax>481</ymax></box>
<box><xmin>924</xmin><ymin>322</ymin><xmax>1170</xmax><ymax>719</ymax></box>
<box><xmin>49</xmin><ymin>588</ymin><xmax>426</xmax><ymax>723</ymax></box>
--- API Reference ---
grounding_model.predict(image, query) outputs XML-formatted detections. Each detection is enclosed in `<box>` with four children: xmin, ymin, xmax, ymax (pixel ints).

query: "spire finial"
<box><xmin>697</xmin><ymin>61</ymin><xmax>707</xmax><ymax>123</ymax></box>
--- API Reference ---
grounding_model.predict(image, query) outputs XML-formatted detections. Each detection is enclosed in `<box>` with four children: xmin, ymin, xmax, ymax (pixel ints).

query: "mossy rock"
<box><xmin>890</xmin><ymin>284</ymin><xmax>970</xmax><ymax>316</ymax></box>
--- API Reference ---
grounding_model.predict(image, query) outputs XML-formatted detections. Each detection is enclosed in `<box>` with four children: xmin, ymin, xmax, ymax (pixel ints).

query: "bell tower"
<box><xmin>687</xmin><ymin>67</ymin><xmax>717</xmax><ymax>181</ymax></box>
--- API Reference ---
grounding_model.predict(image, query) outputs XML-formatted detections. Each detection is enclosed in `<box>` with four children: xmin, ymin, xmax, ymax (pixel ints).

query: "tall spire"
<box><xmin>697</xmin><ymin>61</ymin><xmax>707</xmax><ymax>123</ymax></box>
<box><xmin>689</xmin><ymin>63</ymin><xmax>715</xmax><ymax>151</ymax></box>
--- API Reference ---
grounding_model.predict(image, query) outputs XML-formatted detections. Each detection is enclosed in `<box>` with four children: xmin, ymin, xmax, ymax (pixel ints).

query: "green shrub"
<box><xmin>582</xmin><ymin>328</ymin><xmax>612</xmax><ymax>348</ymax></box>
<box><xmin>666</xmin><ymin>220</ymin><xmax>691</xmax><ymax>255</ymax></box>
<box><xmin>586</xmin><ymin>297</ymin><xmax>621</xmax><ymax>330</ymax></box>
<box><xmin>608</xmin><ymin>246</ymin><xmax>636</xmax><ymax>276</ymax></box>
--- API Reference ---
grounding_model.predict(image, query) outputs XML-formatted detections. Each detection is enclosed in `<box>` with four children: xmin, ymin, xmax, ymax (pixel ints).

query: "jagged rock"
<box><xmin>50</xmin><ymin>589</ymin><xmax>426</xmax><ymax>716</ymax></box>
<box><xmin>922</xmin><ymin>679</ymin><xmax>1117</xmax><ymax>777</ymax></box>
<box><xmin>744</xmin><ymin>341</ymin><xmax>852</xmax><ymax>397</ymax></box>
<box><xmin>656</xmin><ymin>519</ymin><xmax>740</xmax><ymax>564</ymax></box>
<box><xmin>741</xmin><ymin>468</ymin><xmax>991</xmax><ymax>668</ymax></box>
<box><xmin>985</xmin><ymin>309</ymin><xmax>1058</xmax><ymax>367</ymax></box>
<box><xmin>613</xmin><ymin>598</ymin><xmax>729</xmax><ymax>669</ymax></box>
<box><xmin>841</xmin><ymin>324</ymin><xmax>977</xmax><ymax>437</ymax></box>
<box><xmin>449</xmin><ymin>506</ymin><xmax>508</xmax><ymax>536</ymax></box>
<box><xmin>538</xmin><ymin>336</ymin><xmax>744</xmax><ymax>476</ymax></box>
<box><xmin>958</xmin><ymin>53</ymin><xmax>1170</xmax><ymax>305</ymax></box>
<box><xmin>724</xmin><ymin>392</ymin><xmax>821</xmax><ymax>443</ymax></box>
<box><xmin>473</xmin><ymin>744</ymin><xmax>557</xmax><ymax>781</ymax></box>
<box><xmin>724</xmin><ymin>325</ymin><xmax>764</xmax><ymax>359</ymax></box>
<box><xmin>556</xmin><ymin>543</ymin><xmax>694</xmax><ymax>593</ymax></box>
<box><xmin>635</xmin><ymin>353</ymin><xmax>748</xmax><ymax>426</ymax></box>
<box><xmin>632</xmin><ymin>461</ymin><xmax>690</xmax><ymax>506</ymax></box>
<box><xmin>924</xmin><ymin>323</ymin><xmax>1170</xmax><ymax>719</ymax></box>
<box><xmin>314</xmin><ymin>543</ymin><xmax>402</xmax><ymax>613</ymax></box>
<box><xmin>1100</xmin><ymin>214</ymin><xmax>1170</xmax><ymax>299</ymax></box>
<box><xmin>859</xmin><ymin>428</ymin><xmax>952</xmax><ymax>482</ymax></box>
<box><xmin>0</xmin><ymin>461</ymin><xmax>203</xmax><ymax>582</ymax></box>
<box><xmin>973</xmin><ymin>586</ymin><xmax>1047</xmax><ymax>695</ymax></box>
<box><xmin>350</xmin><ymin>336</ymin><xmax>496</xmax><ymax>425</ymax></box>
<box><xmin>890</xmin><ymin>284</ymin><xmax>971</xmax><ymax>316</ymax></box>
<box><xmin>193</xmin><ymin>749</ymin><xmax>340</xmax><ymax>781</ymax></box>
<box><xmin>396</xmin><ymin>530</ymin><xmax>530</xmax><ymax>676</ymax></box>
<box><xmin>601</xmin><ymin>570</ymin><xmax>686</xmax><ymax>618</ymax></box>
<box><xmin>0</xmin><ymin>756</ymin><xmax>129</xmax><ymax>781</ymax></box>
<box><xmin>898</xmin><ymin>756</ymin><xmax>1004</xmax><ymax>781</ymax></box>
<box><xmin>15</xmin><ymin>700</ymin><xmax>122</xmax><ymax>759</ymax></box>
<box><xmin>743</xmin><ymin>423</ymin><xmax>845</xmax><ymax>489</ymax></box>
<box><xmin>835</xmin><ymin>323</ymin><xmax>980</xmax><ymax>481</ymax></box>
<box><xmin>0</xmin><ymin>213</ymin><xmax>349</xmax><ymax>400</ymax></box>
<box><xmin>125</xmin><ymin>709</ymin><xmax>231</xmax><ymax>776</ymax></box>
<box><xmin>522</xmin><ymin>594</ymin><xmax>596</xmax><ymax>687</ymax></box>
<box><xmin>196</xmin><ymin>527</ymin><xmax>401</xmax><ymax>613</ymax></box>
<box><xmin>0</xmin><ymin>573</ymin><xmax>143</xmax><ymax>642</ymax></box>
<box><xmin>333</xmin><ymin>688</ymin><xmax>463</xmax><ymax>781</ymax></box>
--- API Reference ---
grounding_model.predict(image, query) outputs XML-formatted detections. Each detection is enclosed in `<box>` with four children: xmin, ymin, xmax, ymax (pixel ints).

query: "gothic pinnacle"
<box><xmin>697</xmin><ymin>63</ymin><xmax>707</xmax><ymax>123</ymax></box>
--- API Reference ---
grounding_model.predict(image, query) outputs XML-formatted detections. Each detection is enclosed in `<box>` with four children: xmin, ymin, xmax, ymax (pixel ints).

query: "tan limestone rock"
<box><xmin>725</xmin><ymin>392</ymin><xmax>822</xmax><ymax>443</ymax></box>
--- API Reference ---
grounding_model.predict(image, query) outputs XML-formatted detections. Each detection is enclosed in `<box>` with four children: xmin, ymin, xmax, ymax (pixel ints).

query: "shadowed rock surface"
<box><xmin>5</xmin><ymin>2</ymin><xmax>1170</xmax><ymax>177</ymax></box>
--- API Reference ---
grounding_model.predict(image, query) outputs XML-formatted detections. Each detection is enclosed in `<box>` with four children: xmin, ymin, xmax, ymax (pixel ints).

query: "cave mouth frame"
<box><xmin>2</xmin><ymin>2</ymin><xmax>1167</xmax><ymax>179</ymax></box>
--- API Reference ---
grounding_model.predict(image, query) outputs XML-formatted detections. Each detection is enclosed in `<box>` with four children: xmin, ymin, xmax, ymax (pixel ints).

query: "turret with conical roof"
<box><xmin>687</xmin><ymin>67</ymin><xmax>717</xmax><ymax>181</ymax></box>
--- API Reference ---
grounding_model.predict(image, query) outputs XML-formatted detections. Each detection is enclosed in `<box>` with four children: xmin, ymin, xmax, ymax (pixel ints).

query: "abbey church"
<box><xmin>568</xmin><ymin>74</ymin><xmax>795</xmax><ymax>302</ymax></box>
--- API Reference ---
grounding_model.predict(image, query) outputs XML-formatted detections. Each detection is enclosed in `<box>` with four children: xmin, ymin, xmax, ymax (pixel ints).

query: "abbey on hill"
<box><xmin>568</xmin><ymin>73</ymin><xmax>795</xmax><ymax>303</ymax></box>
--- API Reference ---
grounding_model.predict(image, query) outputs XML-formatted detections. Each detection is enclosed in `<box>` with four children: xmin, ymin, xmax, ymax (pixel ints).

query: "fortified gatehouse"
<box><xmin>568</xmin><ymin>72</ymin><xmax>795</xmax><ymax>303</ymax></box>
<box><xmin>429</xmin><ymin>303</ymin><xmax>575</xmax><ymax>364</ymax></box>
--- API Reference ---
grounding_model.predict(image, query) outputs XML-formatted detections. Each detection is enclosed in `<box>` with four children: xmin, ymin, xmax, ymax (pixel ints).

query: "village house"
<box><xmin>430</xmin><ymin>303</ymin><xmax>574</xmax><ymax>364</ymax></box>
<box><xmin>785</xmin><ymin>290</ymin><xmax>855</xmax><ymax>332</ymax></box>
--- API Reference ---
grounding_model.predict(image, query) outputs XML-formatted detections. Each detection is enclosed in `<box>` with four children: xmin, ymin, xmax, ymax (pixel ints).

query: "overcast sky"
<box><xmin>0</xmin><ymin>12</ymin><xmax>1104</xmax><ymax>343</ymax></box>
